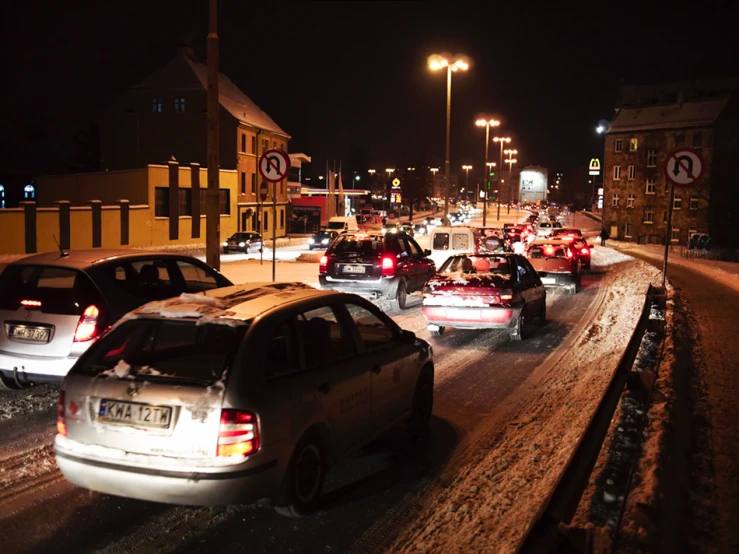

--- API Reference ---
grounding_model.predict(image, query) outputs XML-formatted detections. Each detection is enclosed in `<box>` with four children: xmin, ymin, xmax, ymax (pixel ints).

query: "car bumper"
<box><xmin>0</xmin><ymin>352</ymin><xmax>78</xmax><ymax>384</ymax></box>
<box><xmin>422</xmin><ymin>305</ymin><xmax>521</xmax><ymax>329</ymax></box>
<box><xmin>319</xmin><ymin>275</ymin><xmax>396</xmax><ymax>298</ymax></box>
<box><xmin>539</xmin><ymin>273</ymin><xmax>578</xmax><ymax>288</ymax></box>
<box><xmin>55</xmin><ymin>435</ymin><xmax>287</xmax><ymax>506</ymax></box>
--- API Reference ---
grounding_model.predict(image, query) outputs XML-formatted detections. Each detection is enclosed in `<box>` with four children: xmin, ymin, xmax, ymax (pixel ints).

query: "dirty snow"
<box><xmin>101</xmin><ymin>360</ymin><xmax>132</xmax><ymax>379</ymax></box>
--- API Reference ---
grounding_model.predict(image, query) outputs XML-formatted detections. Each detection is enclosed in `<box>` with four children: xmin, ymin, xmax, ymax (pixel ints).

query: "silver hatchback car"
<box><xmin>55</xmin><ymin>282</ymin><xmax>434</xmax><ymax>515</ymax></box>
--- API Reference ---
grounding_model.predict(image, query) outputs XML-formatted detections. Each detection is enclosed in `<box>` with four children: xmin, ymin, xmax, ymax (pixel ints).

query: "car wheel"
<box><xmin>395</xmin><ymin>280</ymin><xmax>408</xmax><ymax>310</ymax></box>
<box><xmin>275</xmin><ymin>435</ymin><xmax>327</xmax><ymax>518</ymax></box>
<box><xmin>244</xmin><ymin>246</ymin><xmax>250</xmax><ymax>255</ymax></box>
<box><xmin>510</xmin><ymin>311</ymin><xmax>526</xmax><ymax>341</ymax></box>
<box><xmin>408</xmin><ymin>366</ymin><xmax>434</xmax><ymax>438</ymax></box>
<box><xmin>428</xmin><ymin>325</ymin><xmax>445</xmax><ymax>337</ymax></box>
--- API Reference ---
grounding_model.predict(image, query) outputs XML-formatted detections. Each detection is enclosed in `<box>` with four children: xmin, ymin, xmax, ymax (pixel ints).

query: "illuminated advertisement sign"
<box><xmin>589</xmin><ymin>158</ymin><xmax>601</xmax><ymax>176</ymax></box>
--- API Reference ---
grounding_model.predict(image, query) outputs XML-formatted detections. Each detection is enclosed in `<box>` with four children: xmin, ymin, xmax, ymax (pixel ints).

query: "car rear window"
<box><xmin>439</xmin><ymin>255</ymin><xmax>511</xmax><ymax>275</ymax></box>
<box><xmin>0</xmin><ymin>265</ymin><xmax>103</xmax><ymax>315</ymax></box>
<box><xmin>329</xmin><ymin>236</ymin><xmax>381</xmax><ymax>256</ymax></box>
<box><xmin>528</xmin><ymin>245</ymin><xmax>568</xmax><ymax>259</ymax></box>
<box><xmin>74</xmin><ymin>319</ymin><xmax>247</xmax><ymax>384</ymax></box>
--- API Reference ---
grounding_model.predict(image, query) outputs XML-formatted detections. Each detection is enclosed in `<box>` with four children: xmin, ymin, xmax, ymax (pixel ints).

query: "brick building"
<box><xmin>602</xmin><ymin>80</ymin><xmax>739</xmax><ymax>246</ymax></box>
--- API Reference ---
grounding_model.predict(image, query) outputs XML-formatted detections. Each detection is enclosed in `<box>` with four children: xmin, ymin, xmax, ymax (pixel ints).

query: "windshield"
<box><xmin>439</xmin><ymin>255</ymin><xmax>511</xmax><ymax>276</ymax></box>
<box><xmin>74</xmin><ymin>319</ymin><xmax>247</xmax><ymax>384</ymax></box>
<box><xmin>528</xmin><ymin>244</ymin><xmax>568</xmax><ymax>259</ymax></box>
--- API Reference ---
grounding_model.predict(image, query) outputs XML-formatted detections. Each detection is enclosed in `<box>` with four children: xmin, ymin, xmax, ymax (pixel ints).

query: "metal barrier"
<box><xmin>516</xmin><ymin>284</ymin><xmax>660</xmax><ymax>553</ymax></box>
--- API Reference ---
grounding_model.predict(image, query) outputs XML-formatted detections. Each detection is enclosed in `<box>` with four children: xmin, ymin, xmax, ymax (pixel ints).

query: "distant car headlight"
<box><xmin>381</xmin><ymin>228</ymin><xmax>387</xmax><ymax>234</ymax></box>
<box><xmin>308</xmin><ymin>238</ymin><xmax>315</xmax><ymax>244</ymax></box>
<box><xmin>390</xmin><ymin>228</ymin><xmax>397</xmax><ymax>233</ymax></box>
<box><xmin>222</xmin><ymin>241</ymin><xmax>228</xmax><ymax>247</ymax></box>
<box><xmin>238</xmin><ymin>242</ymin><xmax>246</xmax><ymax>247</ymax></box>
<box><xmin>321</xmin><ymin>238</ymin><xmax>329</xmax><ymax>244</ymax></box>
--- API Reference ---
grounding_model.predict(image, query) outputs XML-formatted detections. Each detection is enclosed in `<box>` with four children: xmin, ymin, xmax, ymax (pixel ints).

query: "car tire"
<box><xmin>394</xmin><ymin>279</ymin><xmax>408</xmax><ymax>310</ymax></box>
<box><xmin>510</xmin><ymin>311</ymin><xmax>526</xmax><ymax>341</ymax></box>
<box><xmin>244</xmin><ymin>246</ymin><xmax>250</xmax><ymax>255</ymax></box>
<box><xmin>428</xmin><ymin>325</ymin><xmax>445</xmax><ymax>337</ymax></box>
<box><xmin>274</xmin><ymin>434</ymin><xmax>327</xmax><ymax>518</ymax></box>
<box><xmin>408</xmin><ymin>366</ymin><xmax>434</xmax><ymax>438</ymax></box>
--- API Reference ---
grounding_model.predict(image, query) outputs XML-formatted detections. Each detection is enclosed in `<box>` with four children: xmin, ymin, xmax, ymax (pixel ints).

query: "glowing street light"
<box><xmin>491</xmin><ymin>137</ymin><xmax>512</xmax><ymax>220</ymax></box>
<box><xmin>429</xmin><ymin>52</ymin><xmax>471</xmax><ymax>223</ymax></box>
<box><xmin>475</xmin><ymin>118</ymin><xmax>501</xmax><ymax>224</ymax></box>
<box><xmin>462</xmin><ymin>165</ymin><xmax>472</xmax><ymax>200</ymax></box>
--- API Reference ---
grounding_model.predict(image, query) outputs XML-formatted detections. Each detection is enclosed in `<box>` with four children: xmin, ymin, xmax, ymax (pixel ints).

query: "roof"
<box><xmin>8</xmin><ymin>249</ymin><xmax>191</xmax><ymax>270</ymax></box>
<box><xmin>133</xmin><ymin>50</ymin><xmax>289</xmax><ymax>138</ymax></box>
<box><xmin>608</xmin><ymin>96</ymin><xmax>730</xmax><ymax>133</ymax></box>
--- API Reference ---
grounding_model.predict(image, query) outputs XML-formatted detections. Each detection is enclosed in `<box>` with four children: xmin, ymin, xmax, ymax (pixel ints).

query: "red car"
<box><xmin>571</xmin><ymin>238</ymin><xmax>592</xmax><ymax>272</ymax></box>
<box><xmin>525</xmin><ymin>239</ymin><xmax>582</xmax><ymax>294</ymax></box>
<box><xmin>421</xmin><ymin>253</ymin><xmax>546</xmax><ymax>340</ymax></box>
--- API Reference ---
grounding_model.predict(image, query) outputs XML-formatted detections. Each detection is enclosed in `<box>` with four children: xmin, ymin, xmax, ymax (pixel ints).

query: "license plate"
<box><xmin>342</xmin><ymin>264</ymin><xmax>366</xmax><ymax>274</ymax></box>
<box><xmin>541</xmin><ymin>277</ymin><xmax>556</xmax><ymax>284</ymax></box>
<box><xmin>9</xmin><ymin>325</ymin><xmax>50</xmax><ymax>342</ymax></box>
<box><xmin>447</xmin><ymin>308</ymin><xmax>481</xmax><ymax>319</ymax></box>
<box><xmin>98</xmin><ymin>399</ymin><xmax>172</xmax><ymax>428</ymax></box>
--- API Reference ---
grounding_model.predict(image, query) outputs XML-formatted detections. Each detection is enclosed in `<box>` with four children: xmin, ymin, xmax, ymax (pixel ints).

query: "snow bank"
<box><xmin>590</xmin><ymin>246</ymin><xmax>633</xmax><ymax>268</ymax></box>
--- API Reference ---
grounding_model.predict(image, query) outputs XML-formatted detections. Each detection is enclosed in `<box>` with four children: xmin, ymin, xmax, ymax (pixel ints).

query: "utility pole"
<box><xmin>205</xmin><ymin>0</ymin><xmax>220</xmax><ymax>270</ymax></box>
<box><xmin>483</xmin><ymin>125</ymin><xmax>489</xmax><ymax>226</ymax></box>
<box><xmin>444</xmin><ymin>66</ymin><xmax>452</xmax><ymax>225</ymax></box>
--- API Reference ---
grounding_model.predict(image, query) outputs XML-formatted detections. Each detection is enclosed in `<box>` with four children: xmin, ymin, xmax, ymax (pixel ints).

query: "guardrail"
<box><xmin>516</xmin><ymin>284</ymin><xmax>662</xmax><ymax>553</ymax></box>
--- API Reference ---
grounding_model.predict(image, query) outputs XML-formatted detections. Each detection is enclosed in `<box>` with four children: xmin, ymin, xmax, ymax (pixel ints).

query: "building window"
<box><xmin>629</xmin><ymin>138</ymin><xmax>638</xmax><ymax>152</ymax></box>
<box><xmin>241</xmin><ymin>134</ymin><xmax>246</xmax><ymax>153</ymax></box>
<box><xmin>693</xmin><ymin>132</ymin><xmax>703</xmax><ymax>148</ymax></box>
<box><xmin>613</xmin><ymin>166</ymin><xmax>621</xmax><ymax>180</ymax></box>
<box><xmin>251</xmin><ymin>173</ymin><xmax>257</xmax><ymax>194</ymax></box>
<box><xmin>646</xmin><ymin>178</ymin><xmax>656</xmax><ymax>195</ymax></box>
<box><xmin>689</xmin><ymin>196</ymin><xmax>699</xmax><ymax>210</ymax></box>
<box><xmin>155</xmin><ymin>187</ymin><xmax>169</xmax><ymax>217</ymax></box>
<box><xmin>152</xmin><ymin>98</ymin><xmax>162</xmax><ymax>112</ymax></box>
<box><xmin>627</xmin><ymin>194</ymin><xmax>635</xmax><ymax>208</ymax></box>
<box><xmin>280</xmin><ymin>209</ymin><xmax>285</xmax><ymax>229</ymax></box>
<box><xmin>644</xmin><ymin>207</ymin><xmax>654</xmax><ymax>223</ymax></box>
<box><xmin>688</xmin><ymin>227</ymin><xmax>697</xmax><ymax>240</ymax></box>
<box><xmin>675</xmin><ymin>133</ymin><xmax>685</xmax><ymax>146</ymax></box>
<box><xmin>178</xmin><ymin>189</ymin><xmax>191</xmax><ymax>216</ymax></box>
<box><xmin>647</xmin><ymin>149</ymin><xmax>657</xmax><ymax>167</ymax></box>
<box><xmin>614</xmin><ymin>139</ymin><xmax>623</xmax><ymax>152</ymax></box>
<box><xmin>625</xmin><ymin>222</ymin><xmax>633</xmax><ymax>238</ymax></box>
<box><xmin>264</xmin><ymin>211</ymin><xmax>269</xmax><ymax>232</ymax></box>
<box><xmin>0</xmin><ymin>184</ymin><xmax>4</xmax><ymax>208</ymax></box>
<box><xmin>219</xmin><ymin>189</ymin><xmax>230</xmax><ymax>215</ymax></box>
<box><xmin>24</xmin><ymin>184</ymin><xmax>35</xmax><ymax>200</ymax></box>
<box><xmin>671</xmin><ymin>228</ymin><xmax>680</xmax><ymax>242</ymax></box>
<box><xmin>628</xmin><ymin>165</ymin><xmax>636</xmax><ymax>180</ymax></box>
<box><xmin>612</xmin><ymin>193</ymin><xmax>619</xmax><ymax>208</ymax></box>
<box><xmin>673</xmin><ymin>195</ymin><xmax>682</xmax><ymax>210</ymax></box>
<box><xmin>251</xmin><ymin>136</ymin><xmax>257</xmax><ymax>154</ymax></box>
<box><xmin>174</xmin><ymin>98</ymin><xmax>185</xmax><ymax>113</ymax></box>
<box><xmin>262</xmin><ymin>138</ymin><xmax>269</xmax><ymax>153</ymax></box>
<box><xmin>663</xmin><ymin>211</ymin><xmax>668</xmax><ymax>223</ymax></box>
<box><xmin>240</xmin><ymin>172</ymin><xmax>246</xmax><ymax>194</ymax></box>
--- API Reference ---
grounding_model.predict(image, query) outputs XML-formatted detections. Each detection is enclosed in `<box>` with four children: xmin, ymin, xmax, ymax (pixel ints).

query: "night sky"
<box><xmin>2</xmin><ymin>1</ymin><xmax>738</xmax><ymax>185</ymax></box>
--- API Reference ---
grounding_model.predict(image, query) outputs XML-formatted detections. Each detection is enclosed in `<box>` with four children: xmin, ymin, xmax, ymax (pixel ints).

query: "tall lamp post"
<box><xmin>504</xmin><ymin>148</ymin><xmax>517</xmax><ymax>212</ymax></box>
<box><xmin>475</xmin><ymin>119</ymin><xmax>500</xmax><ymax>225</ymax></box>
<box><xmin>462</xmin><ymin>165</ymin><xmax>472</xmax><ymax>201</ymax></box>
<box><xmin>428</xmin><ymin>53</ymin><xmax>470</xmax><ymax>224</ymax></box>
<box><xmin>492</xmin><ymin>137</ymin><xmax>511</xmax><ymax>220</ymax></box>
<box><xmin>385</xmin><ymin>168</ymin><xmax>394</xmax><ymax>213</ymax></box>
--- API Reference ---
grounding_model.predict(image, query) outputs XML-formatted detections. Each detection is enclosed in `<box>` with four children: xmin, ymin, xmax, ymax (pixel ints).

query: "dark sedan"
<box><xmin>222</xmin><ymin>232</ymin><xmax>263</xmax><ymax>254</ymax></box>
<box><xmin>308</xmin><ymin>230</ymin><xmax>339</xmax><ymax>250</ymax></box>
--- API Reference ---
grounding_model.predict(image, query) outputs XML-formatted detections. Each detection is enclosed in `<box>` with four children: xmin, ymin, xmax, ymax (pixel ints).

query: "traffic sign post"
<box><xmin>258</xmin><ymin>149</ymin><xmax>290</xmax><ymax>282</ymax></box>
<box><xmin>661</xmin><ymin>148</ymin><xmax>705</xmax><ymax>285</ymax></box>
<box><xmin>258</xmin><ymin>181</ymin><xmax>268</xmax><ymax>266</ymax></box>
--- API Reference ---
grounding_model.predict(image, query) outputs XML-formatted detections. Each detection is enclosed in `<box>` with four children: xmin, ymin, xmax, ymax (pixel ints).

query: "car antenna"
<box><xmin>52</xmin><ymin>235</ymin><xmax>69</xmax><ymax>258</ymax></box>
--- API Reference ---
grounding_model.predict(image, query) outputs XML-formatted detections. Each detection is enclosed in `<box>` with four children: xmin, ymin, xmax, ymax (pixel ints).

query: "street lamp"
<box><xmin>504</xmin><ymin>148</ymin><xmax>518</xmax><ymax>210</ymax></box>
<box><xmin>492</xmin><ymin>136</ymin><xmax>511</xmax><ymax>220</ymax></box>
<box><xmin>475</xmin><ymin>119</ymin><xmax>501</xmax><ymax>225</ymax></box>
<box><xmin>462</xmin><ymin>165</ymin><xmax>472</xmax><ymax>200</ymax></box>
<box><xmin>429</xmin><ymin>53</ymin><xmax>471</xmax><ymax>224</ymax></box>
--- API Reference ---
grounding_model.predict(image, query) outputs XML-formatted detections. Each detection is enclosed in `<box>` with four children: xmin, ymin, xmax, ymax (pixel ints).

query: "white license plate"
<box><xmin>10</xmin><ymin>325</ymin><xmax>50</xmax><ymax>342</ymax></box>
<box><xmin>99</xmin><ymin>399</ymin><xmax>172</xmax><ymax>428</ymax></box>
<box><xmin>447</xmin><ymin>308</ymin><xmax>481</xmax><ymax>319</ymax></box>
<box><xmin>541</xmin><ymin>277</ymin><xmax>556</xmax><ymax>284</ymax></box>
<box><xmin>342</xmin><ymin>265</ymin><xmax>366</xmax><ymax>274</ymax></box>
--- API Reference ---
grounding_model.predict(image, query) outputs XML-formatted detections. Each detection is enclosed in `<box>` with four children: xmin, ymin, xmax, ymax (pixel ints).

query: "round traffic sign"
<box><xmin>259</xmin><ymin>149</ymin><xmax>290</xmax><ymax>182</ymax></box>
<box><xmin>259</xmin><ymin>181</ymin><xmax>269</xmax><ymax>202</ymax></box>
<box><xmin>664</xmin><ymin>148</ymin><xmax>704</xmax><ymax>187</ymax></box>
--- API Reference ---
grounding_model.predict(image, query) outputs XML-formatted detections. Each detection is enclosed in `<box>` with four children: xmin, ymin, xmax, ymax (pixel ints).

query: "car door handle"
<box><xmin>318</xmin><ymin>382</ymin><xmax>331</xmax><ymax>395</ymax></box>
<box><xmin>371</xmin><ymin>365</ymin><xmax>382</xmax><ymax>374</ymax></box>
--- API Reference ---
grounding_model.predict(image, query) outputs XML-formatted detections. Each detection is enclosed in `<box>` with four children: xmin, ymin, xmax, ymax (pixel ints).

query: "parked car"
<box><xmin>422</xmin><ymin>253</ymin><xmax>546</xmax><ymax>340</ymax></box>
<box><xmin>0</xmin><ymin>250</ymin><xmax>232</xmax><ymax>387</ymax></box>
<box><xmin>525</xmin><ymin>239</ymin><xmax>582</xmax><ymax>293</ymax></box>
<box><xmin>54</xmin><ymin>282</ymin><xmax>434</xmax><ymax>515</ymax></box>
<box><xmin>308</xmin><ymin>230</ymin><xmax>339</xmax><ymax>250</ymax></box>
<box><xmin>318</xmin><ymin>232</ymin><xmax>435</xmax><ymax>309</ymax></box>
<box><xmin>222</xmin><ymin>232</ymin><xmax>263</xmax><ymax>254</ymax></box>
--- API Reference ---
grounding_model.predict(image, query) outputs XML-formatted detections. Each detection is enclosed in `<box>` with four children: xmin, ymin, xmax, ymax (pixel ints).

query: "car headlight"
<box><xmin>308</xmin><ymin>238</ymin><xmax>314</xmax><ymax>244</ymax></box>
<box><xmin>238</xmin><ymin>242</ymin><xmax>246</xmax><ymax>247</ymax></box>
<box><xmin>222</xmin><ymin>242</ymin><xmax>228</xmax><ymax>247</ymax></box>
<box><xmin>322</xmin><ymin>238</ymin><xmax>329</xmax><ymax>244</ymax></box>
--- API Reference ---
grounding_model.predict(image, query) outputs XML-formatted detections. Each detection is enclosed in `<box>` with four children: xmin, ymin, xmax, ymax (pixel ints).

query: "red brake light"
<box><xmin>545</xmin><ymin>246</ymin><xmax>555</xmax><ymax>256</ymax></box>
<box><xmin>21</xmin><ymin>299</ymin><xmax>42</xmax><ymax>308</ymax></box>
<box><xmin>319</xmin><ymin>255</ymin><xmax>328</xmax><ymax>273</ymax></box>
<box><xmin>500</xmin><ymin>289</ymin><xmax>513</xmax><ymax>301</ymax></box>
<box><xmin>74</xmin><ymin>304</ymin><xmax>102</xmax><ymax>342</ymax></box>
<box><xmin>567</xmin><ymin>248</ymin><xmax>574</xmax><ymax>259</ymax></box>
<box><xmin>581</xmin><ymin>247</ymin><xmax>590</xmax><ymax>255</ymax></box>
<box><xmin>57</xmin><ymin>391</ymin><xmax>67</xmax><ymax>436</ymax></box>
<box><xmin>218</xmin><ymin>409</ymin><xmax>259</xmax><ymax>457</ymax></box>
<box><xmin>381</xmin><ymin>255</ymin><xmax>396</xmax><ymax>277</ymax></box>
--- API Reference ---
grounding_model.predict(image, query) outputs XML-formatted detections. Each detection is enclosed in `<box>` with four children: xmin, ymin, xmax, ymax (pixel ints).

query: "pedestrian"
<box><xmin>599</xmin><ymin>227</ymin><xmax>609</xmax><ymax>246</ymax></box>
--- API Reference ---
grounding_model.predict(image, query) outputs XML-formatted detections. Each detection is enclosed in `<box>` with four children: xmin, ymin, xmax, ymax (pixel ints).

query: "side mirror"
<box><xmin>538</xmin><ymin>271</ymin><xmax>548</xmax><ymax>278</ymax></box>
<box><xmin>400</xmin><ymin>329</ymin><xmax>416</xmax><ymax>345</ymax></box>
<box><xmin>424</xmin><ymin>249</ymin><xmax>432</xmax><ymax>256</ymax></box>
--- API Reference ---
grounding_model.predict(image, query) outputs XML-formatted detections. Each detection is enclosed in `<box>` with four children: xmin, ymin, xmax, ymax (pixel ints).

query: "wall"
<box><xmin>35</xmin><ymin>168</ymin><xmax>149</xmax><ymax>206</ymax></box>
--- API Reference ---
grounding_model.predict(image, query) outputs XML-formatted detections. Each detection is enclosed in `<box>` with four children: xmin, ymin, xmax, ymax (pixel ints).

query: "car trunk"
<box><xmin>326</xmin><ymin>238</ymin><xmax>384</xmax><ymax>280</ymax></box>
<box><xmin>527</xmin><ymin>245</ymin><xmax>573</xmax><ymax>274</ymax></box>
<box><xmin>0</xmin><ymin>266</ymin><xmax>105</xmax><ymax>358</ymax></box>
<box><xmin>424</xmin><ymin>274</ymin><xmax>512</xmax><ymax>306</ymax></box>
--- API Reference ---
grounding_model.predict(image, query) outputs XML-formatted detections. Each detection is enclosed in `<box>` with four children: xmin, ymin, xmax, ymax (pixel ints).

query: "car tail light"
<box><xmin>319</xmin><ymin>256</ymin><xmax>328</xmax><ymax>274</ymax></box>
<box><xmin>57</xmin><ymin>391</ymin><xmax>67</xmax><ymax>436</ymax></box>
<box><xmin>73</xmin><ymin>305</ymin><xmax>102</xmax><ymax>342</ymax></box>
<box><xmin>217</xmin><ymin>409</ymin><xmax>259</xmax><ymax>457</ymax></box>
<box><xmin>567</xmin><ymin>249</ymin><xmax>574</xmax><ymax>259</ymax></box>
<box><xmin>581</xmin><ymin>247</ymin><xmax>590</xmax><ymax>255</ymax></box>
<box><xmin>21</xmin><ymin>299</ymin><xmax>42</xmax><ymax>308</ymax></box>
<box><xmin>500</xmin><ymin>289</ymin><xmax>513</xmax><ymax>301</ymax></box>
<box><xmin>381</xmin><ymin>255</ymin><xmax>396</xmax><ymax>277</ymax></box>
<box><xmin>545</xmin><ymin>246</ymin><xmax>555</xmax><ymax>256</ymax></box>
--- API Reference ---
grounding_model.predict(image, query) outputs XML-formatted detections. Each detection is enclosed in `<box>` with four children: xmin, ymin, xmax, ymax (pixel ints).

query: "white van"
<box><xmin>414</xmin><ymin>226</ymin><xmax>478</xmax><ymax>268</ymax></box>
<box><xmin>326</xmin><ymin>216</ymin><xmax>359</xmax><ymax>233</ymax></box>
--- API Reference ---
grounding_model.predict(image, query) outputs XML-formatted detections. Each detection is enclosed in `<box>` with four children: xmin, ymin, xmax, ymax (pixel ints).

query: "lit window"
<box><xmin>689</xmin><ymin>196</ymin><xmax>699</xmax><ymax>210</ymax></box>
<box><xmin>692</xmin><ymin>132</ymin><xmax>702</xmax><ymax>148</ymax></box>
<box><xmin>671</xmin><ymin>228</ymin><xmax>680</xmax><ymax>242</ymax></box>
<box><xmin>612</xmin><ymin>193</ymin><xmax>619</xmax><ymax>207</ymax></box>
<box><xmin>647</xmin><ymin>149</ymin><xmax>657</xmax><ymax>167</ymax></box>
<box><xmin>627</xmin><ymin>194</ymin><xmax>635</xmax><ymax>208</ymax></box>
<box><xmin>24</xmin><ymin>184</ymin><xmax>35</xmax><ymax>200</ymax></box>
<box><xmin>152</xmin><ymin>98</ymin><xmax>163</xmax><ymax>112</ymax></box>
<box><xmin>673</xmin><ymin>196</ymin><xmax>682</xmax><ymax>210</ymax></box>
<box><xmin>645</xmin><ymin>178</ymin><xmax>656</xmax><ymax>194</ymax></box>
<box><xmin>629</xmin><ymin>138</ymin><xmax>638</xmax><ymax>151</ymax></box>
<box><xmin>625</xmin><ymin>222</ymin><xmax>633</xmax><ymax>238</ymax></box>
<box><xmin>628</xmin><ymin>165</ymin><xmax>636</xmax><ymax>180</ymax></box>
<box><xmin>614</xmin><ymin>139</ymin><xmax>623</xmax><ymax>152</ymax></box>
<box><xmin>613</xmin><ymin>166</ymin><xmax>621</xmax><ymax>180</ymax></box>
<box><xmin>175</xmin><ymin>98</ymin><xmax>186</xmax><ymax>113</ymax></box>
